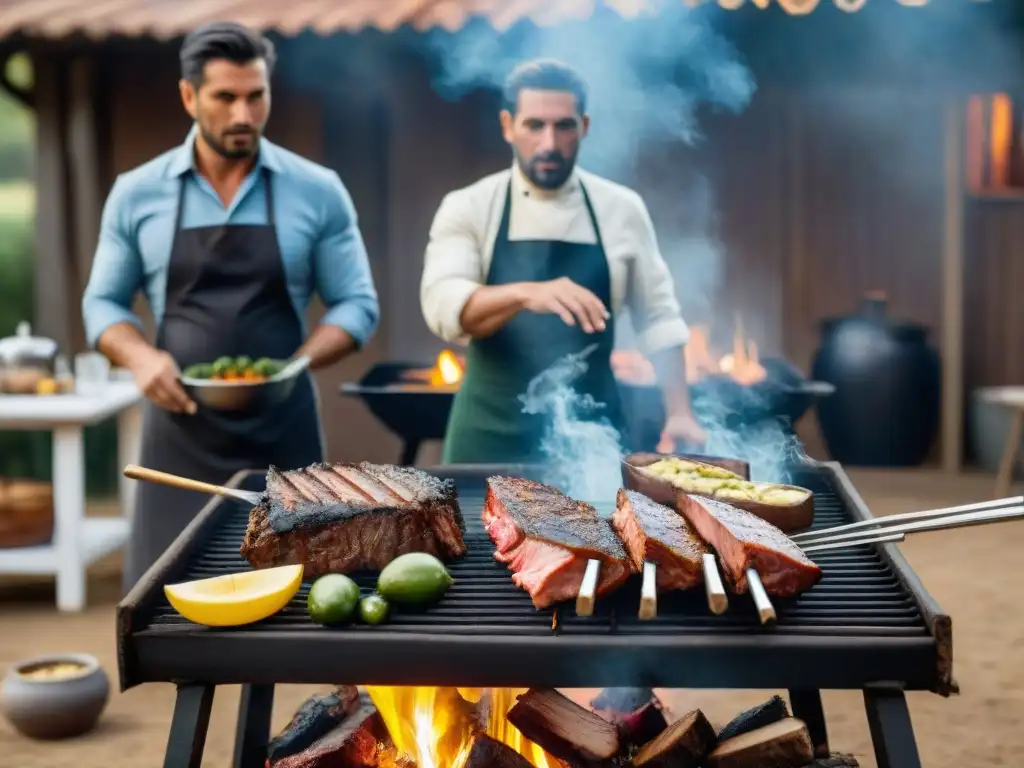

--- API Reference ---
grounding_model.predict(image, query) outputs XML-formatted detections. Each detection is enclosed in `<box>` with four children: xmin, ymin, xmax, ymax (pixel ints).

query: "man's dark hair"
<box><xmin>502</xmin><ymin>59</ymin><xmax>588</xmax><ymax>115</ymax></box>
<box><xmin>180</xmin><ymin>21</ymin><xmax>277</xmax><ymax>87</ymax></box>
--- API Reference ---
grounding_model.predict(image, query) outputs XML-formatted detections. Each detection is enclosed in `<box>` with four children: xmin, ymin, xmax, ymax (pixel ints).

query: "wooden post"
<box><xmin>941</xmin><ymin>99</ymin><xmax>965</xmax><ymax>473</ymax></box>
<box><xmin>32</xmin><ymin>52</ymin><xmax>76</xmax><ymax>353</ymax></box>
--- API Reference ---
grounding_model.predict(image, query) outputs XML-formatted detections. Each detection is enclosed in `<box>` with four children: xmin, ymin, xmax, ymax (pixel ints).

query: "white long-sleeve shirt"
<box><xmin>420</xmin><ymin>164</ymin><xmax>690</xmax><ymax>354</ymax></box>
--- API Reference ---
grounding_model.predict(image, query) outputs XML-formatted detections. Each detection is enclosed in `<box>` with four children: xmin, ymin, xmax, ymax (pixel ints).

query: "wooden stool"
<box><xmin>980</xmin><ymin>387</ymin><xmax>1024</xmax><ymax>499</ymax></box>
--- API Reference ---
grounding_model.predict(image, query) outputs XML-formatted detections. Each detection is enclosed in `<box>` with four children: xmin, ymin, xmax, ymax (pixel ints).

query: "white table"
<box><xmin>0</xmin><ymin>381</ymin><xmax>142</xmax><ymax>611</ymax></box>
<box><xmin>978</xmin><ymin>386</ymin><xmax>1024</xmax><ymax>499</ymax></box>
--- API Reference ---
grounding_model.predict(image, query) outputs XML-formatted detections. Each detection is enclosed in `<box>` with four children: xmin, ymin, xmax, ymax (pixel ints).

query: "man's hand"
<box><xmin>130</xmin><ymin>348</ymin><xmax>197</xmax><ymax>415</ymax></box>
<box><xmin>662</xmin><ymin>411</ymin><xmax>708</xmax><ymax>451</ymax></box>
<box><xmin>523</xmin><ymin>277</ymin><xmax>610</xmax><ymax>334</ymax></box>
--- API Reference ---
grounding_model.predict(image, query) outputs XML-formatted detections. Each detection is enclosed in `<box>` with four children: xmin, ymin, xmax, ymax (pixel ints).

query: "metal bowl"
<box><xmin>180</xmin><ymin>356</ymin><xmax>310</xmax><ymax>413</ymax></box>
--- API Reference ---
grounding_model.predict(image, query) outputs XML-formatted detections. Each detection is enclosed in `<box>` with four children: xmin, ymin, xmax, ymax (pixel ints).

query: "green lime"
<box><xmin>377</xmin><ymin>553</ymin><xmax>454</xmax><ymax>607</ymax></box>
<box><xmin>307</xmin><ymin>574</ymin><xmax>360</xmax><ymax>626</ymax></box>
<box><xmin>359</xmin><ymin>594</ymin><xmax>390</xmax><ymax>625</ymax></box>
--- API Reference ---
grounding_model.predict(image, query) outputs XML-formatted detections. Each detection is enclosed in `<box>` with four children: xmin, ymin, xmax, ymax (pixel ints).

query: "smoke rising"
<box><xmin>520</xmin><ymin>345</ymin><xmax>623</xmax><ymax>504</ymax></box>
<box><xmin>420</xmin><ymin>3</ymin><xmax>754</xmax><ymax>180</ymax></box>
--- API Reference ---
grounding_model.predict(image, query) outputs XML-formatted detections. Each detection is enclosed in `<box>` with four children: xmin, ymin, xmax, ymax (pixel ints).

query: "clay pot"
<box><xmin>1</xmin><ymin>654</ymin><xmax>110</xmax><ymax>740</ymax></box>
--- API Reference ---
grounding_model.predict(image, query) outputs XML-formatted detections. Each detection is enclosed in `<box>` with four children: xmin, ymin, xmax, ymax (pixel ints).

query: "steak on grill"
<box><xmin>612</xmin><ymin>489</ymin><xmax>707</xmax><ymax>591</ymax></box>
<box><xmin>240</xmin><ymin>462</ymin><xmax>466</xmax><ymax>578</ymax></box>
<box><xmin>483</xmin><ymin>476</ymin><xmax>632</xmax><ymax>609</ymax></box>
<box><xmin>673</xmin><ymin>491</ymin><xmax>820</xmax><ymax>597</ymax></box>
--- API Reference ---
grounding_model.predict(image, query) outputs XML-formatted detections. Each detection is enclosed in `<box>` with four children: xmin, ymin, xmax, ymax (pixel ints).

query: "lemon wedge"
<box><xmin>164</xmin><ymin>564</ymin><xmax>304</xmax><ymax>627</ymax></box>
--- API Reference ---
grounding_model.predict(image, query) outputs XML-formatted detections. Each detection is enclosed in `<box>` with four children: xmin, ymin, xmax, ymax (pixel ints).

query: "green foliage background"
<box><xmin>0</xmin><ymin>54</ymin><xmax>118</xmax><ymax>496</ymax></box>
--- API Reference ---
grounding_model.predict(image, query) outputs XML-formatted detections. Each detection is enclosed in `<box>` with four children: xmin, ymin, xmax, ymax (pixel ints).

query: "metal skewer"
<box><xmin>703</xmin><ymin>554</ymin><xmax>728</xmax><ymax>615</ymax></box>
<box><xmin>801</xmin><ymin>532</ymin><xmax>906</xmax><ymax>554</ymax></box>
<box><xmin>576</xmin><ymin>559</ymin><xmax>601</xmax><ymax>617</ymax></box>
<box><xmin>746</xmin><ymin>570</ymin><xmax>776</xmax><ymax>624</ymax></box>
<box><xmin>792</xmin><ymin>496</ymin><xmax>1024</xmax><ymax>543</ymax></box>
<box><xmin>639</xmin><ymin>562</ymin><xmax>657</xmax><ymax>620</ymax></box>
<box><xmin>796</xmin><ymin>505</ymin><xmax>1024</xmax><ymax>547</ymax></box>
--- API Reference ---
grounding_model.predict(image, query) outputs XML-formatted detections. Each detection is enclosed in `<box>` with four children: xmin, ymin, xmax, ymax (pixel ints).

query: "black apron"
<box><xmin>124</xmin><ymin>169</ymin><xmax>324</xmax><ymax>592</ymax></box>
<box><xmin>442</xmin><ymin>179</ymin><xmax>625</xmax><ymax>463</ymax></box>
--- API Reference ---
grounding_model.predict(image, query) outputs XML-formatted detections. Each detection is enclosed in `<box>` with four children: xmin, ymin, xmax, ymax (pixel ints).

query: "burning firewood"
<box><xmin>507</xmin><ymin>688</ymin><xmax>621</xmax><ymax>764</ymax></box>
<box><xmin>715</xmin><ymin>695</ymin><xmax>789</xmax><ymax>742</ymax></box>
<box><xmin>461</xmin><ymin>733</ymin><xmax>537</xmax><ymax>768</ymax></box>
<box><xmin>271</xmin><ymin>692</ymin><xmax>404</xmax><ymax>768</ymax></box>
<box><xmin>633</xmin><ymin>708</ymin><xmax>717</xmax><ymax>768</ymax></box>
<box><xmin>706</xmin><ymin>718</ymin><xmax>813</xmax><ymax>768</ymax></box>
<box><xmin>267</xmin><ymin>685</ymin><xmax>361</xmax><ymax>764</ymax></box>
<box><xmin>589</xmin><ymin>688</ymin><xmax>669</xmax><ymax>749</ymax></box>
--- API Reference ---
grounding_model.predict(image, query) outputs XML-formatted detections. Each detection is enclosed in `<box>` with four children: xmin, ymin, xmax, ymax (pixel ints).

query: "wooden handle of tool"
<box><xmin>122</xmin><ymin>464</ymin><xmax>245</xmax><ymax>500</ymax></box>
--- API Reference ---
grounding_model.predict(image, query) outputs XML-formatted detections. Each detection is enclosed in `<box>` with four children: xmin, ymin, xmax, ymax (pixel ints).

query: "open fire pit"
<box><xmin>612</xmin><ymin>320</ymin><xmax>834</xmax><ymax>451</ymax></box>
<box><xmin>342</xmin><ymin>350</ymin><xmax>670</xmax><ymax>464</ymax></box>
<box><xmin>119</xmin><ymin>462</ymin><xmax>949</xmax><ymax>768</ymax></box>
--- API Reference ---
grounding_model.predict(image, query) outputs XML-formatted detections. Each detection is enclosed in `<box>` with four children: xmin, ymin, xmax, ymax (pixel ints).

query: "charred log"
<box><xmin>805</xmin><ymin>754</ymin><xmax>860</xmax><ymax>767</ymax></box>
<box><xmin>462</xmin><ymin>733</ymin><xmax>537</xmax><ymax>768</ymax></box>
<box><xmin>716</xmin><ymin>695</ymin><xmax>790</xmax><ymax>742</ymax></box>
<box><xmin>590</xmin><ymin>688</ymin><xmax>668</xmax><ymax>749</ymax></box>
<box><xmin>589</xmin><ymin>688</ymin><xmax>655</xmax><ymax>714</ymax></box>
<box><xmin>267</xmin><ymin>686</ymin><xmax>361</xmax><ymax>763</ymax></box>
<box><xmin>633</xmin><ymin>708</ymin><xmax>716</xmax><ymax>768</ymax></box>
<box><xmin>271</xmin><ymin>693</ymin><xmax>403</xmax><ymax>768</ymax></box>
<box><xmin>507</xmin><ymin>688</ymin><xmax>621</xmax><ymax>764</ymax></box>
<box><xmin>707</xmin><ymin>718</ymin><xmax>814</xmax><ymax>768</ymax></box>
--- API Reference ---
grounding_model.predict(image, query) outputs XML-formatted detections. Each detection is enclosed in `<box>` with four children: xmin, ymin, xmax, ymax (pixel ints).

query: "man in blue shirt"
<box><xmin>82</xmin><ymin>22</ymin><xmax>380</xmax><ymax>590</ymax></box>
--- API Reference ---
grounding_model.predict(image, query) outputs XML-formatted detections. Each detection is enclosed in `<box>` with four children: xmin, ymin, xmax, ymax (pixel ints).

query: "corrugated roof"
<box><xmin>0</xmin><ymin>0</ymin><xmax>957</xmax><ymax>40</ymax></box>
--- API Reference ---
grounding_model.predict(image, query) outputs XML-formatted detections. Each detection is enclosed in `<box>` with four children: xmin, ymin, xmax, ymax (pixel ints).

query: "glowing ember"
<box><xmin>366</xmin><ymin>687</ymin><xmax>557</xmax><ymax>767</ymax></box>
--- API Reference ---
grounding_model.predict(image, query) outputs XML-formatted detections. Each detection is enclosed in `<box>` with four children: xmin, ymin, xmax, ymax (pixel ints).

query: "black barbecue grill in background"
<box><xmin>119</xmin><ymin>461</ymin><xmax>950</xmax><ymax>768</ymax></box>
<box><xmin>341</xmin><ymin>358</ymin><xmax>833</xmax><ymax>465</ymax></box>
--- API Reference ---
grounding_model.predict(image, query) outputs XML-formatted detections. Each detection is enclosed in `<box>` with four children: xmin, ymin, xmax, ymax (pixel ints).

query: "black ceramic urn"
<box><xmin>811</xmin><ymin>293</ymin><xmax>940</xmax><ymax>466</ymax></box>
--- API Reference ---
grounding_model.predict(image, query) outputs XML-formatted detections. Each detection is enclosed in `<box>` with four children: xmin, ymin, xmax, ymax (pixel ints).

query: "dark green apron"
<box><xmin>443</xmin><ymin>179</ymin><xmax>624</xmax><ymax>463</ymax></box>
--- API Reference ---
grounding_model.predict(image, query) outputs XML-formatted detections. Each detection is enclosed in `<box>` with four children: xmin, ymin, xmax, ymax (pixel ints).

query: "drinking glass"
<box><xmin>74</xmin><ymin>352</ymin><xmax>111</xmax><ymax>395</ymax></box>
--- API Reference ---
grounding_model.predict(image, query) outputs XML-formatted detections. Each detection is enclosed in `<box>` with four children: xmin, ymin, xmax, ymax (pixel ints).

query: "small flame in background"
<box><xmin>611</xmin><ymin>314</ymin><xmax>766</xmax><ymax>387</ymax></box>
<box><xmin>366</xmin><ymin>687</ymin><xmax>557</xmax><ymax>767</ymax></box>
<box><xmin>432</xmin><ymin>350</ymin><xmax>464</xmax><ymax>386</ymax></box>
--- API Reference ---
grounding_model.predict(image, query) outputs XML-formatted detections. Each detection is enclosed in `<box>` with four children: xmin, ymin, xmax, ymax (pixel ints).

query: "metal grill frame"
<box><xmin>117</xmin><ymin>461</ymin><xmax>953</xmax><ymax>696</ymax></box>
<box><xmin>118</xmin><ymin>460</ymin><xmax>951</xmax><ymax>768</ymax></box>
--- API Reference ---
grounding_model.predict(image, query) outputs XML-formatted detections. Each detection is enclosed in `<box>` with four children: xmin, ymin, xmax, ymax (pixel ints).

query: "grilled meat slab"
<box><xmin>613</xmin><ymin>489</ymin><xmax>707</xmax><ymax>591</ymax></box>
<box><xmin>483</xmin><ymin>476</ymin><xmax>631</xmax><ymax>609</ymax></box>
<box><xmin>240</xmin><ymin>462</ymin><xmax>466</xmax><ymax>577</ymax></box>
<box><xmin>674</xmin><ymin>491</ymin><xmax>820</xmax><ymax>597</ymax></box>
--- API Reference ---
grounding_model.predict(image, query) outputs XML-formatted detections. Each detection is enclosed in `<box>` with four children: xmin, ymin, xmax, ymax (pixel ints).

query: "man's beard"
<box><xmin>517</xmin><ymin>149</ymin><xmax>577</xmax><ymax>190</ymax></box>
<box><xmin>199</xmin><ymin>123</ymin><xmax>260</xmax><ymax>160</ymax></box>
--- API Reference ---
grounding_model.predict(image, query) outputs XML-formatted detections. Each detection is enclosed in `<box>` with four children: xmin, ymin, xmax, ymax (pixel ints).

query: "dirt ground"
<box><xmin>1</xmin><ymin>467</ymin><xmax>1022</xmax><ymax>768</ymax></box>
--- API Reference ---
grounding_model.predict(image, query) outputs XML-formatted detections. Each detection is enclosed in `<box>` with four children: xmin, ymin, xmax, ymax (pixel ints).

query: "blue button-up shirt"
<box><xmin>82</xmin><ymin>127</ymin><xmax>380</xmax><ymax>349</ymax></box>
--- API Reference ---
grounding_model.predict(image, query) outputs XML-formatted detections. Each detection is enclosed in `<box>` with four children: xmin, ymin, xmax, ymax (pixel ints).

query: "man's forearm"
<box><xmin>458</xmin><ymin>282</ymin><xmax>530</xmax><ymax>339</ymax></box>
<box><xmin>298</xmin><ymin>324</ymin><xmax>358</xmax><ymax>370</ymax></box>
<box><xmin>650</xmin><ymin>346</ymin><xmax>694</xmax><ymax>417</ymax></box>
<box><xmin>96</xmin><ymin>322</ymin><xmax>155</xmax><ymax>370</ymax></box>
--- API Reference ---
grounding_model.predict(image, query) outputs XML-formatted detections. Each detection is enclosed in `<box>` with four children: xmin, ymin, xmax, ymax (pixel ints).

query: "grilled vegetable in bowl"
<box><xmin>180</xmin><ymin>355</ymin><xmax>310</xmax><ymax>412</ymax></box>
<box><xmin>183</xmin><ymin>356</ymin><xmax>286</xmax><ymax>383</ymax></box>
<box><xmin>622</xmin><ymin>453</ymin><xmax>815</xmax><ymax>533</ymax></box>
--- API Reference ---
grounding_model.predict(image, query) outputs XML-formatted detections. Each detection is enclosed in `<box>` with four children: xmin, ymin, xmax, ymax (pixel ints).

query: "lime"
<box><xmin>377</xmin><ymin>553</ymin><xmax>454</xmax><ymax>607</ymax></box>
<box><xmin>307</xmin><ymin>574</ymin><xmax>360</xmax><ymax>626</ymax></box>
<box><xmin>359</xmin><ymin>594</ymin><xmax>390</xmax><ymax>625</ymax></box>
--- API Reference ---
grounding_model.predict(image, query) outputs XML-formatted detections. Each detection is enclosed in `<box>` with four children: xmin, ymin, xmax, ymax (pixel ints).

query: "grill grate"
<box><xmin>145</xmin><ymin>466</ymin><xmax>927</xmax><ymax>639</ymax></box>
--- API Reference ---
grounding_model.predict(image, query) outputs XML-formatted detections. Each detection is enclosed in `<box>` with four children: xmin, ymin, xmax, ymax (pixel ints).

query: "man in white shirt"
<box><xmin>421</xmin><ymin>58</ymin><xmax>707</xmax><ymax>463</ymax></box>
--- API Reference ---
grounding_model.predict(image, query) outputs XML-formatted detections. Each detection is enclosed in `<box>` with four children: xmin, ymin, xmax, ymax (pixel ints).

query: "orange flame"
<box><xmin>433</xmin><ymin>350</ymin><xmax>463</xmax><ymax>386</ymax></box>
<box><xmin>365</xmin><ymin>687</ymin><xmax>557</xmax><ymax>767</ymax></box>
<box><xmin>611</xmin><ymin>314</ymin><xmax>766</xmax><ymax>388</ymax></box>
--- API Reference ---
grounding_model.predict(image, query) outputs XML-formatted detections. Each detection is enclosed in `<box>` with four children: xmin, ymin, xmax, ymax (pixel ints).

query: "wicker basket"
<box><xmin>0</xmin><ymin>478</ymin><xmax>54</xmax><ymax>548</ymax></box>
